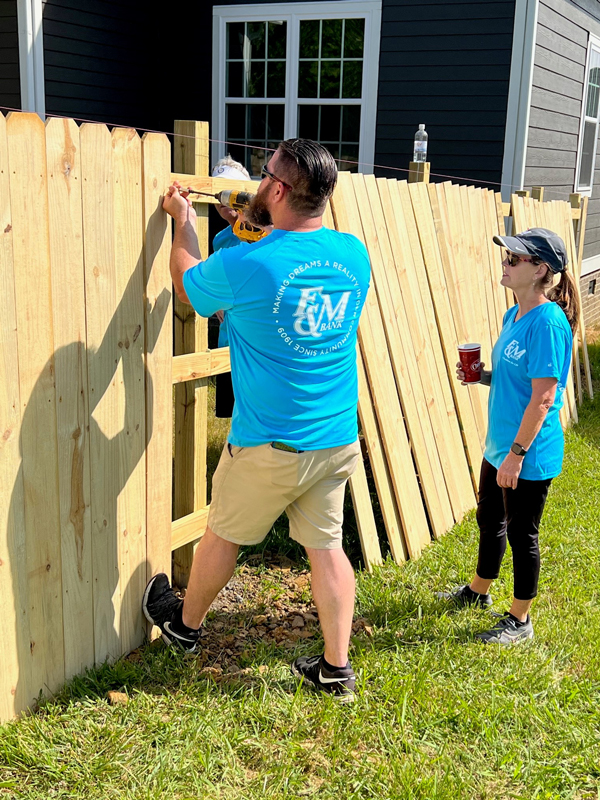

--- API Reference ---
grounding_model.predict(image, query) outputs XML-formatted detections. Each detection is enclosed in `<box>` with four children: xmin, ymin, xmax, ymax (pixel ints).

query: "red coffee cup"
<box><xmin>458</xmin><ymin>343</ymin><xmax>482</xmax><ymax>383</ymax></box>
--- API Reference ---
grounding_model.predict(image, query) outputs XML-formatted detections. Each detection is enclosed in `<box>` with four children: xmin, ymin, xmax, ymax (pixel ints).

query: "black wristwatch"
<box><xmin>510</xmin><ymin>442</ymin><xmax>527</xmax><ymax>457</ymax></box>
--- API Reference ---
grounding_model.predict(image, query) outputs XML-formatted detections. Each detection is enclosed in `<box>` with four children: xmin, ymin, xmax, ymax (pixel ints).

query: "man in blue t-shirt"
<box><xmin>144</xmin><ymin>139</ymin><xmax>371</xmax><ymax>702</ymax></box>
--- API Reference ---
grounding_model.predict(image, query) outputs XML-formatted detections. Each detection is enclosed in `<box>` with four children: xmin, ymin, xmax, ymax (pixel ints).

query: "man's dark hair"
<box><xmin>276</xmin><ymin>138</ymin><xmax>338</xmax><ymax>217</ymax></box>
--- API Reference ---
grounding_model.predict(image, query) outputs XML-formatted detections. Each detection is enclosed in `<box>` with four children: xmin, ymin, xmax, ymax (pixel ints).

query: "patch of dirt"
<box><xmin>131</xmin><ymin>554</ymin><xmax>372</xmax><ymax>677</ymax></box>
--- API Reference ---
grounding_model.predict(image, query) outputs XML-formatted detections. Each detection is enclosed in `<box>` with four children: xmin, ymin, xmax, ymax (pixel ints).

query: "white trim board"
<box><xmin>500</xmin><ymin>0</ymin><xmax>539</xmax><ymax>202</ymax></box>
<box><xmin>581</xmin><ymin>252</ymin><xmax>600</xmax><ymax>277</ymax></box>
<box><xmin>17</xmin><ymin>0</ymin><xmax>45</xmax><ymax>116</ymax></box>
<box><xmin>212</xmin><ymin>1</ymin><xmax>382</xmax><ymax>174</ymax></box>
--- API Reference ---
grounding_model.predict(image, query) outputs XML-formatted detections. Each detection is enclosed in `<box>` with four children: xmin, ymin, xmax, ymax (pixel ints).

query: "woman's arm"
<box><xmin>496</xmin><ymin>377</ymin><xmax>558</xmax><ymax>489</ymax></box>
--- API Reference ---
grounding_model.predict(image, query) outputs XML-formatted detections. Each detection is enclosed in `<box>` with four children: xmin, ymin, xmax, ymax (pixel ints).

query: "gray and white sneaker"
<box><xmin>436</xmin><ymin>584</ymin><xmax>493</xmax><ymax>609</ymax></box>
<box><xmin>476</xmin><ymin>613</ymin><xmax>534</xmax><ymax>644</ymax></box>
<box><xmin>142</xmin><ymin>573</ymin><xmax>200</xmax><ymax>653</ymax></box>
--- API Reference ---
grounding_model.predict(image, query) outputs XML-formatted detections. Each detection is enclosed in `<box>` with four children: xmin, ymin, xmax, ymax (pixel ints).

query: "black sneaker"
<box><xmin>291</xmin><ymin>654</ymin><xmax>356</xmax><ymax>703</ymax></box>
<box><xmin>142</xmin><ymin>573</ymin><xmax>200</xmax><ymax>653</ymax></box>
<box><xmin>475</xmin><ymin>613</ymin><xmax>534</xmax><ymax>645</ymax></box>
<box><xmin>436</xmin><ymin>584</ymin><xmax>493</xmax><ymax>608</ymax></box>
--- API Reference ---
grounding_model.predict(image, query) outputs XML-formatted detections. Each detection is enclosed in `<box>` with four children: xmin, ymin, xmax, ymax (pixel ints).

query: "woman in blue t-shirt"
<box><xmin>437</xmin><ymin>228</ymin><xmax>580</xmax><ymax>644</ymax></box>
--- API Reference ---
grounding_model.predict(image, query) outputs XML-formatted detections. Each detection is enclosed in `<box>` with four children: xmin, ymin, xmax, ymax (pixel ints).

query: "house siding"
<box><xmin>0</xmin><ymin>0</ymin><xmax>20</xmax><ymax>111</ymax></box>
<box><xmin>374</xmin><ymin>0</ymin><xmax>516</xmax><ymax>187</ymax></box>
<box><xmin>524</xmin><ymin>0</ymin><xmax>600</xmax><ymax>264</ymax></box>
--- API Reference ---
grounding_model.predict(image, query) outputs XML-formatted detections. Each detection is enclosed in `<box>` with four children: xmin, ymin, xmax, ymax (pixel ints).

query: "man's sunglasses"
<box><xmin>261</xmin><ymin>164</ymin><xmax>293</xmax><ymax>191</ymax></box>
<box><xmin>503</xmin><ymin>250</ymin><xmax>540</xmax><ymax>267</ymax></box>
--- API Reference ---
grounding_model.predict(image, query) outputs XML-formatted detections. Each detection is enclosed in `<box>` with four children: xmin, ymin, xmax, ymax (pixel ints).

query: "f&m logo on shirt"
<box><xmin>504</xmin><ymin>339</ymin><xmax>526</xmax><ymax>361</ymax></box>
<box><xmin>293</xmin><ymin>286</ymin><xmax>351</xmax><ymax>338</ymax></box>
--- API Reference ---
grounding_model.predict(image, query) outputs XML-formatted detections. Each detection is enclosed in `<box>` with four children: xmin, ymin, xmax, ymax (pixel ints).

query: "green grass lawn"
<box><xmin>2</xmin><ymin>345</ymin><xmax>600</xmax><ymax>800</ymax></box>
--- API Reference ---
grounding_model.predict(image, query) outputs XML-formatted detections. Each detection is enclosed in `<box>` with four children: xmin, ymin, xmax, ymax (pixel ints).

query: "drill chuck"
<box><xmin>216</xmin><ymin>188</ymin><xmax>255</xmax><ymax>211</ymax></box>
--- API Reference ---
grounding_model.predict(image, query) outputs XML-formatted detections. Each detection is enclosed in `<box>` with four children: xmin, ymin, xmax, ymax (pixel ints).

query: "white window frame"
<box><xmin>574</xmin><ymin>33</ymin><xmax>600</xmax><ymax>196</ymax></box>
<box><xmin>212</xmin><ymin>1</ymin><xmax>382</xmax><ymax>174</ymax></box>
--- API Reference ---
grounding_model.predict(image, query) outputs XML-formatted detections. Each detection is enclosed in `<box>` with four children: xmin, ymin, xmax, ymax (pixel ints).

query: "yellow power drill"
<box><xmin>186</xmin><ymin>188</ymin><xmax>267</xmax><ymax>244</ymax></box>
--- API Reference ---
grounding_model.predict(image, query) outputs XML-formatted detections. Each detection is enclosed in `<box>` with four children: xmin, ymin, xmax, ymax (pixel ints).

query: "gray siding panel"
<box><xmin>526</xmin><ymin>0</ymin><xmax>600</xmax><ymax>260</ymax></box>
<box><xmin>0</xmin><ymin>0</ymin><xmax>20</xmax><ymax>110</ymax></box>
<box><xmin>374</xmin><ymin>0</ymin><xmax>515</xmax><ymax>186</ymax></box>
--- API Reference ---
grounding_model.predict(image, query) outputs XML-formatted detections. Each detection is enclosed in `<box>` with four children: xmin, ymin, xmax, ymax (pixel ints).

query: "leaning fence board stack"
<box><xmin>331</xmin><ymin>172</ymin><xmax>431</xmax><ymax>559</ymax></box>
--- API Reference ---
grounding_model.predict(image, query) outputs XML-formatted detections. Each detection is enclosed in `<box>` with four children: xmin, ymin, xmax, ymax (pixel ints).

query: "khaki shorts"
<box><xmin>207</xmin><ymin>440</ymin><xmax>361</xmax><ymax>550</ymax></box>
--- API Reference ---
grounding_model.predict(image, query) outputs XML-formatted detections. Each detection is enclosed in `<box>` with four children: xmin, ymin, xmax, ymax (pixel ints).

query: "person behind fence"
<box><xmin>209</xmin><ymin>156</ymin><xmax>257</xmax><ymax>418</ymax></box>
<box><xmin>437</xmin><ymin>228</ymin><xmax>579</xmax><ymax>644</ymax></box>
<box><xmin>143</xmin><ymin>139</ymin><xmax>370</xmax><ymax>701</ymax></box>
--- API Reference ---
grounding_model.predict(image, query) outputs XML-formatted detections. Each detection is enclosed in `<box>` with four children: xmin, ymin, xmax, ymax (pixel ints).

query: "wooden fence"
<box><xmin>0</xmin><ymin>112</ymin><xmax>591</xmax><ymax>721</ymax></box>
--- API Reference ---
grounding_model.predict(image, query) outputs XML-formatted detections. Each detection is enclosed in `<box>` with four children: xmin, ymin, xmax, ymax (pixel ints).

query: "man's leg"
<box><xmin>305</xmin><ymin>546</ymin><xmax>355</xmax><ymax>667</ymax></box>
<box><xmin>182</xmin><ymin>527</ymin><xmax>239</xmax><ymax>629</ymax></box>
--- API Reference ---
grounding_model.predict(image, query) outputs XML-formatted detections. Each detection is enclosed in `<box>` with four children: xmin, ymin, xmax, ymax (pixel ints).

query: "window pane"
<box><xmin>247</xmin><ymin>21</ymin><xmax>265</xmax><ymax>59</ymax></box>
<box><xmin>321</xmin><ymin>105</ymin><xmax>342</xmax><ymax>141</ymax></box>
<box><xmin>342</xmin><ymin>61</ymin><xmax>363</xmax><ymax>98</ymax></box>
<box><xmin>267</xmin><ymin>61</ymin><xmax>286</xmax><ymax>97</ymax></box>
<box><xmin>339</xmin><ymin>144</ymin><xmax>359</xmax><ymax>172</ymax></box>
<box><xmin>320</xmin><ymin>61</ymin><xmax>341</xmax><ymax>98</ymax></box>
<box><xmin>587</xmin><ymin>67</ymin><xmax>600</xmax><ymax>118</ymax></box>
<box><xmin>227</xmin><ymin>61</ymin><xmax>244</xmax><ymax>97</ymax></box>
<box><xmin>248</xmin><ymin>61</ymin><xmax>266</xmax><ymax>97</ymax></box>
<box><xmin>227</xmin><ymin>22</ymin><xmax>245</xmax><ymax>59</ymax></box>
<box><xmin>248</xmin><ymin>105</ymin><xmax>267</xmax><ymax>139</ymax></box>
<box><xmin>321</xmin><ymin>19</ymin><xmax>342</xmax><ymax>58</ymax></box>
<box><xmin>342</xmin><ymin>106</ymin><xmax>361</xmax><ymax>141</ymax></box>
<box><xmin>267</xmin><ymin>20</ymin><xmax>287</xmax><ymax>59</ymax></box>
<box><xmin>298</xmin><ymin>105</ymin><xmax>319</xmax><ymax>140</ymax></box>
<box><xmin>300</xmin><ymin>20</ymin><xmax>320</xmax><ymax>58</ymax></box>
<box><xmin>249</xmin><ymin>145</ymin><xmax>269</xmax><ymax>177</ymax></box>
<box><xmin>579</xmin><ymin>119</ymin><xmax>597</xmax><ymax>188</ymax></box>
<box><xmin>267</xmin><ymin>105</ymin><xmax>284</xmax><ymax>140</ymax></box>
<box><xmin>344</xmin><ymin>19</ymin><xmax>365</xmax><ymax>58</ymax></box>
<box><xmin>227</xmin><ymin>105</ymin><xmax>246</xmax><ymax>140</ymax></box>
<box><xmin>298</xmin><ymin>61</ymin><xmax>319</xmax><ymax>98</ymax></box>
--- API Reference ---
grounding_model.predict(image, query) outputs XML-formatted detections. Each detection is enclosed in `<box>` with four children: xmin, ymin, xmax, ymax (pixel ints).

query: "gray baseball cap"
<box><xmin>493</xmin><ymin>228</ymin><xmax>568</xmax><ymax>273</ymax></box>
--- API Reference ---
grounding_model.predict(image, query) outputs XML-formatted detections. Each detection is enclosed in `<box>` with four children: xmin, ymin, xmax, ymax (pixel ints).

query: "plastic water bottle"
<box><xmin>413</xmin><ymin>124</ymin><xmax>428</xmax><ymax>163</ymax></box>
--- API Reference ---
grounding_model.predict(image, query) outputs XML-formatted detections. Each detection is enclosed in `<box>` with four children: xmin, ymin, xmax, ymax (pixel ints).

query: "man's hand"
<box><xmin>163</xmin><ymin>182</ymin><xmax>195</xmax><ymax>222</ymax></box>
<box><xmin>456</xmin><ymin>360</ymin><xmax>490</xmax><ymax>385</ymax></box>
<box><xmin>496</xmin><ymin>452</ymin><xmax>523</xmax><ymax>490</ymax></box>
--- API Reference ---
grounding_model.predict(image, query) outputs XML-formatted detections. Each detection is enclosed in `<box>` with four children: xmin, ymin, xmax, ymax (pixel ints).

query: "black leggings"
<box><xmin>476</xmin><ymin>459</ymin><xmax>552</xmax><ymax>601</ymax></box>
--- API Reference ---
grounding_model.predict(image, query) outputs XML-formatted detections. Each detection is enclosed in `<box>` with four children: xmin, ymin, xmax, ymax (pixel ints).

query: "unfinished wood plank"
<box><xmin>356</xmin><ymin>350</ymin><xmax>407</xmax><ymax>563</ymax></box>
<box><xmin>400</xmin><ymin>179</ymin><xmax>476</xmax><ymax>517</ymax></box>
<box><xmin>348</xmin><ymin>455</ymin><xmax>383</xmax><ymax>572</ymax></box>
<box><xmin>172</xmin><ymin>120</ymin><xmax>210</xmax><ymax>588</ymax></box>
<box><xmin>81</xmin><ymin>122</ymin><xmax>121</xmax><ymax>663</ymax></box>
<box><xmin>170</xmin><ymin>173</ymin><xmax>251</xmax><ymax>199</ymax></box>
<box><xmin>0</xmin><ymin>111</ymin><xmax>28</xmax><ymax>722</ymax></box>
<box><xmin>423</xmin><ymin>182</ymin><xmax>485</xmax><ymax>486</ymax></box>
<box><xmin>111</xmin><ymin>127</ymin><xmax>147</xmax><ymax>656</ymax></box>
<box><xmin>331</xmin><ymin>171</ymin><xmax>431</xmax><ymax>559</ymax></box>
<box><xmin>7</xmin><ymin>111</ymin><xmax>65</xmax><ymax>707</ymax></box>
<box><xmin>45</xmin><ymin>116</ymin><xmax>94</xmax><ymax>680</ymax></box>
<box><xmin>357</xmin><ymin>173</ymin><xmax>454</xmax><ymax>539</ymax></box>
<box><xmin>142</xmin><ymin>132</ymin><xmax>173</xmax><ymax>587</ymax></box>
<box><xmin>172</xmin><ymin>348</ymin><xmax>231</xmax><ymax>383</ymax></box>
<box><xmin>438</xmin><ymin>183</ymin><xmax>488</xmax><ymax>446</ymax></box>
<box><xmin>171</xmin><ymin>507</ymin><xmax>210</xmax><ymax>551</ymax></box>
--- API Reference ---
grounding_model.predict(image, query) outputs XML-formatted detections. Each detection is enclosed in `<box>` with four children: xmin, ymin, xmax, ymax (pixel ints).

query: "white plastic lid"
<box><xmin>419</xmin><ymin>124</ymin><xmax>425</xmax><ymax>130</ymax></box>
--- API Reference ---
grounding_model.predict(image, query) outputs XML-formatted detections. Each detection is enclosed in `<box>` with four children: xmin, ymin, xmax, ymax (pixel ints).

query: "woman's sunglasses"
<box><xmin>503</xmin><ymin>250</ymin><xmax>539</xmax><ymax>267</ymax></box>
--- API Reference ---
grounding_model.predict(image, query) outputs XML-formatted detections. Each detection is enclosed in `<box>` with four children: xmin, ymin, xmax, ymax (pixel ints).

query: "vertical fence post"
<box><xmin>531</xmin><ymin>186</ymin><xmax>544</xmax><ymax>201</ymax></box>
<box><xmin>172</xmin><ymin>121</ymin><xmax>210</xmax><ymax>587</ymax></box>
<box><xmin>408</xmin><ymin>161</ymin><xmax>430</xmax><ymax>184</ymax></box>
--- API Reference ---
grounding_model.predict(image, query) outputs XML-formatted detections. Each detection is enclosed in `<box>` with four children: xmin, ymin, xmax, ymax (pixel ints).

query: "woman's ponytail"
<box><xmin>546</xmin><ymin>269</ymin><xmax>580</xmax><ymax>334</ymax></box>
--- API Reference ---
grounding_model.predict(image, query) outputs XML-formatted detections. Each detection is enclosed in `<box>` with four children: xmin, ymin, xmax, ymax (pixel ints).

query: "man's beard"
<box><xmin>246</xmin><ymin>186</ymin><xmax>273</xmax><ymax>227</ymax></box>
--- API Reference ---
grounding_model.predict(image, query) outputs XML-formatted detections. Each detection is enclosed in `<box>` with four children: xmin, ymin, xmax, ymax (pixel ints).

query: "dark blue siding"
<box><xmin>374</xmin><ymin>0</ymin><xmax>515</xmax><ymax>188</ymax></box>
<box><xmin>0</xmin><ymin>0</ymin><xmax>20</xmax><ymax>112</ymax></box>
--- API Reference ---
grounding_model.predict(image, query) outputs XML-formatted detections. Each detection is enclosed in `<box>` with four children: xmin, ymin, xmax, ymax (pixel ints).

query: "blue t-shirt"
<box><xmin>212</xmin><ymin>226</ymin><xmax>241</xmax><ymax>348</ymax></box>
<box><xmin>484</xmin><ymin>302</ymin><xmax>573</xmax><ymax>480</ymax></box>
<box><xmin>183</xmin><ymin>227</ymin><xmax>371</xmax><ymax>449</ymax></box>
